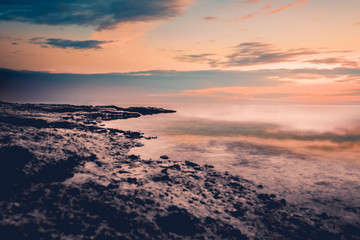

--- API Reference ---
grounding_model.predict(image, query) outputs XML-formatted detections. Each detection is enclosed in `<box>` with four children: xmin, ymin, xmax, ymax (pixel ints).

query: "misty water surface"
<box><xmin>105</xmin><ymin>103</ymin><xmax>360</xmax><ymax>224</ymax></box>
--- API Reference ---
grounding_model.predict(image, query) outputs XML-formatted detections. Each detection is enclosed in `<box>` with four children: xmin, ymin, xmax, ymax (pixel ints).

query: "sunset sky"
<box><xmin>1</xmin><ymin>0</ymin><xmax>360</xmax><ymax>104</ymax></box>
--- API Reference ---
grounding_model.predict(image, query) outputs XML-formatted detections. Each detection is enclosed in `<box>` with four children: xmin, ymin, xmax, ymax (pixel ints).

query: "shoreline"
<box><xmin>0</xmin><ymin>101</ymin><xmax>359</xmax><ymax>239</ymax></box>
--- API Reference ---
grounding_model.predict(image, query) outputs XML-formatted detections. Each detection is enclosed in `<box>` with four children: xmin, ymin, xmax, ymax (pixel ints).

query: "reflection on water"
<box><xmin>105</xmin><ymin>103</ymin><xmax>360</xmax><ymax>222</ymax></box>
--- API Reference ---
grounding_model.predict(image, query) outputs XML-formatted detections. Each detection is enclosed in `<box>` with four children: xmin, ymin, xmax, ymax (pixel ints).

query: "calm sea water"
<box><xmin>105</xmin><ymin>103</ymin><xmax>360</xmax><ymax>222</ymax></box>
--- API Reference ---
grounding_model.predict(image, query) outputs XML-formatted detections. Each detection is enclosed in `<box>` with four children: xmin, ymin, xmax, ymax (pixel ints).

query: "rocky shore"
<box><xmin>0</xmin><ymin>101</ymin><xmax>359</xmax><ymax>239</ymax></box>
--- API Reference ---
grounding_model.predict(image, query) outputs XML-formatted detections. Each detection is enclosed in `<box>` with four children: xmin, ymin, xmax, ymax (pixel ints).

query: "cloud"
<box><xmin>252</xmin><ymin>93</ymin><xmax>293</xmax><ymax>99</ymax></box>
<box><xmin>330</xmin><ymin>89</ymin><xmax>360</xmax><ymax>96</ymax></box>
<box><xmin>2</xmin><ymin>67</ymin><xmax>360</xmax><ymax>103</ymax></box>
<box><xmin>0</xmin><ymin>68</ymin><xmax>286</xmax><ymax>102</ymax></box>
<box><xmin>235</xmin><ymin>0</ymin><xmax>308</xmax><ymax>22</ymax></box>
<box><xmin>0</xmin><ymin>0</ymin><xmax>190</xmax><ymax>30</ymax></box>
<box><xmin>261</xmin><ymin>3</ymin><xmax>273</xmax><ymax>10</ymax></box>
<box><xmin>306</xmin><ymin>57</ymin><xmax>359</xmax><ymax>68</ymax></box>
<box><xmin>270</xmin><ymin>0</ymin><xmax>310</xmax><ymax>14</ymax></box>
<box><xmin>176</xmin><ymin>42</ymin><xmax>358</xmax><ymax>68</ymax></box>
<box><xmin>236</xmin><ymin>13</ymin><xmax>258</xmax><ymax>21</ymax></box>
<box><xmin>223</xmin><ymin>42</ymin><xmax>317</xmax><ymax>67</ymax></box>
<box><xmin>244</xmin><ymin>0</ymin><xmax>261</xmax><ymax>4</ymax></box>
<box><xmin>203</xmin><ymin>16</ymin><xmax>218</xmax><ymax>21</ymax></box>
<box><xmin>175</xmin><ymin>42</ymin><xmax>359</xmax><ymax>72</ymax></box>
<box><xmin>289</xmin><ymin>67</ymin><xmax>360</xmax><ymax>82</ymax></box>
<box><xmin>175</xmin><ymin>53</ymin><xmax>218</xmax><ymax>67</ymax></box>
<box><xmin>29</xmin><ymin>37</ymin><xmax>111</xmax><ymax>50</ymax></box>
<box><xmin>170</xmin><ymin>74</ymin><xmax>360</xmax><ymax>104</ymax></box>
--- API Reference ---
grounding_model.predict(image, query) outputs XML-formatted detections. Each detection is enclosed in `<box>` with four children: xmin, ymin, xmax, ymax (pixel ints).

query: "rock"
<box><xmin>152</xmin><ymin>174</ymin><xmax>171</xmax><ymax>183</ymax></box>
<box><xmin>185</xmin><ymin>161</ymin><xmax>199</xmax><ymax>167</ymax></box>
<box><xmin>156</xmin><ymin>206</ymin><xmax>201</xmax><ymax>235</ymax></box>
<box><xmin>128</xmin><ymin>154</ymin><xmax>140</xmax><ymax>160</ymax></box>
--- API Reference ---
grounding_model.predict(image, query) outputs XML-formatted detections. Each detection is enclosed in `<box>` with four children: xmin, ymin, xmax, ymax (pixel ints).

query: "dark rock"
<box><xmin>258</xmin><ymin>193</ymin><xmax>271</xmax><ymax>202</ymax></box>
<box><xmin>123</xmin><ymin>107</ymin><xmax>176</xmax><ymax>115</ymax></box>
<box><xmin>0</xmin><ymin>146</ymin><xmax>35</xmax><ymax>199</ymax></box>
<box><xmin>156</xmin><ymin>206</ymin><xmax>201</xmax><ymax>235</ymax></box>
<box><xmin>319</xmin><ymin>212</ymin><xmax>330</xmax><ymax>220</ymax></box>
<box><xmin>185</xmin><ymin>160</ymin><xmax>200</xmax><ymax>167</ymax></box>
<box><xmin>230</xmin><ymin>210</ymin><xmax>246</xmax><ymax>218</ymax></box>
<box><xmin>152</xmin><ymin>174</ymin><xmax>171</xmax><ymax>183</ymax></box>
<box><xmin>185</xmin><ymin>161</ymin><xmax>203</xmax><ymax>171</ymax></box>
<box><xmin>233</xmin><ymin>202</ymin><xmax>243</xmax><ymax>210</ymax></box>
<box><xmin>128</xmin><ymin>154</ymin><xmax>140</xmax><ymax>160</ymax></box>
<box><xmin>32</xmin><ymin>155</ymin><xmax>90</xmax><ymax>183</ymax></box>
<box><xmin>126</xmin><ymin>178</ymin><xmax>138</xmax><ymax>184</ymax></box>
<box><xmin>169</xmin><ymin>164</ymin><xmax>181</xmax><ymax>171</ymax></box>
<box><xmin>343</xmin><ymin>224</ymin><xmax>360</xmax><ymax>238</ymax></box>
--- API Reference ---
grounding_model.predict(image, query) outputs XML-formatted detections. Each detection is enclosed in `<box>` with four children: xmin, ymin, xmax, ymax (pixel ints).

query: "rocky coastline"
<box><xmin>0</xmin><ymin>101</ymin><xmax>358</xmax><ymax>239</ymax></box>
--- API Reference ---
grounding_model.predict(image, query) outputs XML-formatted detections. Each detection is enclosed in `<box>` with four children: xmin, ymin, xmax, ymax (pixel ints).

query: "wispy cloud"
<box><xmin>203</xmin><ymin>16</ymin><xmax>218</xmax><ymax>21</ymax></box>
<box><xmin>171</xmin><ymin>78</ymin><xmax>360</xmax><ymax>104</ymax></box>
<box><xmin>261</xmin><ymin>3</ymin><xmax>273</xmax><ymax>10</ymax></box>
<box><xmin>235</xmin><ymin>0</ymin><xmax>310</xmax><ymax>22</ymax></box>
<box><xmin>331</xmin><ymin>89</ymin><xmax>360</xmax><ymax>96</ymax></box>
<box><xmin>263</xmin><ymin>68</ymin><xmax>360</xmax><ymax>84</ymax></box>
<box><xmin>223</xmin><ymin>42</ymin><xmax>317</xmax><ymax>67</ymax></box>
<box><xmin>305</xmin><ymin>57</ymin><xmax>359</xmax><ymax>68</ymax></box>
<box><xmin>176</xmin><ymin>42</ymin><xmax>318</xmax><ymax>67</ymax></box>
<box><xmin>175</xmin><ymin>53</ymin><xmax>218</xmax><ymax>67</ymax></box>
<box><xmin>244</xmin><ymin>0</ymin><xmax>261</xmax><ymax>4</ymax></box>
<box><xmin>236</xmin><ymin>13</ymin><xmax>258</xmax><ymax>21</ymax></box>
<box><xmin>0</xmin><ymin>0</ymin><xmax>191</xmax><ymax>30</ymax></box>
<box><xmin>29</xmin><ymin>37</ymin><xmax>112</xmax><ymax>50</ymax></box>
<box><xmin>270</xmin><ymin>0</ymin><xmax>310</xmax><ymax>14</ymax></box>
<box><xmin>252</xmin><ymin>93</ymin><xmax>293</xmax><ymax>98</ymax></box>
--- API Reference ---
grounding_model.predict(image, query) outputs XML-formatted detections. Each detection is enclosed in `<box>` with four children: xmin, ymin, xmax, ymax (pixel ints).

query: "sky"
<box><xmin>1</xmin><ymin>0</ymin><xmax>360</xmax><ymax>104</ymax></box>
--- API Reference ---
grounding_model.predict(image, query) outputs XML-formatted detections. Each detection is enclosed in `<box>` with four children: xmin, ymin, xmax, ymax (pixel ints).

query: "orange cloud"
<box><xmin>234</xmin><ymin>0</ymin><xmax>309</xmax><ymax>22</ymax></box>
<box><xmin>270</xmin><ymin>0</ymin><xmax>310</xmax><ymax>14</ymax></box>
<box><xmin>261</xmin><ymin>3</ymin><xmax>273</xmax><ymax>10</ymax></box>
<box><xmin>203</xmin><ymin>16</ymin><xmax>218</xmax><ymax>21</ymax></box>
<box><xmin>236</xmin><ymin>12</ymin><xmax>258</xmax><ymax>21</ymax></box>
<box><xmin>306</xmin><ymin>57</ymin><xmax>359</xmax><ymax>68</ymax></box>
<box><xmin>245</xmin><ymin>0</ymin><xmax>261</xmax><ymax>4</ymax></box>
<box><xmin>172</xmin><ymin>81</ymin><xmax>360</xmax><ymax>103</ymax></box>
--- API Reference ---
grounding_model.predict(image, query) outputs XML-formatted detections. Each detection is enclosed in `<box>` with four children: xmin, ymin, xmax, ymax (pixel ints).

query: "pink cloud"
<box><xmin>261</xmin><ymin>3</ymin><xmax>273</xmax><ymax>10</ymax></box>
<box><xmin>203</xmin><ymin>16</ymin><xmax>218</xmax><ymax>21</ymax></box>
<box><xmin>236</xmin><ymin>12</ymin><xmax>258</xmax><ymax>21</ymax></box>
<box><xmin>245</xmin><ymin>0</ymin><xmax>261</xmax><ymax>4</ymax></box>
<box><xmin>270</xmin><ymin>0</ymin><xmax>310</xmax><ymax>14</ymax></box>
<box><xmin>234</xmin><ymin>0</ymin><xmax>309</xmax><ymax>22</ymax></box>
<box><xmin>174</xmin><ymin>81</ymin><xmax>360</xmax><ymax>103</ymax></box>
<box><xmin>306</xmin><ymin>57</ymin><xmax>359</xmax><ymax>68</ymax></box>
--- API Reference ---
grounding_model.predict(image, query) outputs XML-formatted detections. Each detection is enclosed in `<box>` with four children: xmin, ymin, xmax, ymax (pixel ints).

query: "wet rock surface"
<box><xmin>0</xmin><ymin>101</ymin><xmax>359</xmax><ymax>239</ymax></box>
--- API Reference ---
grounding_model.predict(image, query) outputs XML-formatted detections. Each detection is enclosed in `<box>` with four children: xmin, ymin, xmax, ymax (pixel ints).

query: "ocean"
<box><xmin>105</xmin><ymin>103</ymin><xmax>360</xmax><ymax>224</ymax></box>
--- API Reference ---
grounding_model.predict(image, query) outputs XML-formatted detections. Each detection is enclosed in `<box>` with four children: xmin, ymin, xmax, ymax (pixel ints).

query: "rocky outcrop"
<box><xmin>0</xmin><ymin>101</ymin><xmax>358</xmax><ymax>239</ymax></box>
